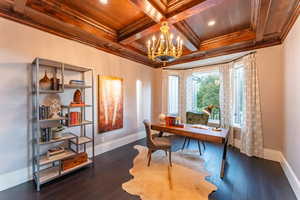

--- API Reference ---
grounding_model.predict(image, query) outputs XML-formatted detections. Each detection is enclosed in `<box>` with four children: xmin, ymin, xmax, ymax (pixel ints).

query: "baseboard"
<box><xmin>233</xmin><ymin>139</ymin><xmax>299</xmax><ymax>199</ymax></box>
<box><xmin>0</xmin><ymin>167</ymin><xmax>32</xmax><ymax>192</ymax></box>
<box><xmin>0</xmin><ymin>131</ymin><xmax>146</xmax><ymax>192</ymax></box>
<box><xmin>87</xmin><ymin>131</ymin><xmax>145</xmax><ymax>156</ymax></box>
<box><xmin>263</xmin><ymin>148</ymin><xmax>282</xmax><ymax>162</ymax></box>
<box><xmin>279</xmin><ymin>153</ymin><xmax>300</xmax><ymax>199</ymax></box>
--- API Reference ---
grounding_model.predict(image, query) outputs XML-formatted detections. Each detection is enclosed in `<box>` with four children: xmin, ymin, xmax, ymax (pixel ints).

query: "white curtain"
<box><xmin>185</xmin><ymin>75</ymin><xmax>195</xmax><ymax>112</ymax></box>
<box><xmin>240</xmin><ymin>54</ymin><xmax>264</xmax><ymax>157</ymax></box>
<box><xmin>219</xmin><ymin>63</ymin><xmax>235</xmax><ymax>146</ymax></box>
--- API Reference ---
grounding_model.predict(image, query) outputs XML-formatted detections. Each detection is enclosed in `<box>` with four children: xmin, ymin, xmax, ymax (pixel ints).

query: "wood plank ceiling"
<box><xmin>0</xmin><ymin>0</ymin><xmax>299</xmax><ymax>67</ymax></box>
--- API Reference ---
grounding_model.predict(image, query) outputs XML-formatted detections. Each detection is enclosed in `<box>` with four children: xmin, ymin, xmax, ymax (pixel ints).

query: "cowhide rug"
<box><xmin>122</xmin><ymin>145</ymin><xmax>217</xmax><ymax>200</ymax></box>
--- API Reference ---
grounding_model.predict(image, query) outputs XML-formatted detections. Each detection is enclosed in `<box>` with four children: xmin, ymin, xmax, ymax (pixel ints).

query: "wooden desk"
<box><xmin>151</xmin><ymin>123</ymin><xmax>230</xmax><ymax>178</ymax></box>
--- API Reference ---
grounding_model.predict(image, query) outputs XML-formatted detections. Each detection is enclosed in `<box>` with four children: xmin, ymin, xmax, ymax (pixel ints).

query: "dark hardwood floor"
<box><xmin>0</xmin><ymin>136</ymin><xmax>296</xmax><ymax>200</ymax></box>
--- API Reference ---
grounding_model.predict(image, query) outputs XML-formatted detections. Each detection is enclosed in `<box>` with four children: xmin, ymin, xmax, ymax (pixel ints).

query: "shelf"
<box><xmin>71</xmin><ymin>136</ymin><xmax>92</xmax><ymax>145</ymax></box>
<box><xmin>67</xmin><ymin>120</ymin><xmax>93</xmax><ymax>127</ymax></box>
<box><xmin>39</xmin><ymin>150</ymin><xmax>76</xmax><ymax>166</ymax></box>
<box><xmin>39</xmin><ymin>117</ymin><xmax>66</xmax><ymax>122</ymax></box>
<box><xmin>64</xmin><ymin>84</ymin><xmax>92</xmax><ymax>89</ymax></box>
<box><xmin>38</xmin><ymin>159</ymin><xmax>92</xmax><ymax>184</ymax></box>
<box><xmin>61</xmin><ymin>105</ymin><xmax>92</xmax><ymax>108</ymax></box>
<box><xmin>39</xmin><ymin>132</ymin><xmax>77</xmax><ymax>145</ymax></box>
<box><xmin>33</xmin><ymin>58</ymin><xmax>91</xmax><ymax>72</ymax></box>
<box><xmin>62</xmin><ymin>159</ymin><xmax>92</xmax><ymax>175</ymax></box>
<box><xmin>32</xmin><ymin>57</ymin><xmax>95</xmax><ymax>191</ymax></box>
<box><xmin>39</xmin><ymin>89</ymin><xmax>64</xmax><ymax>94</ymax></box>
<box><xmin>39</xmin><ymin>166</ymin><xmax>59</xmax><ymax>184</ymax></box>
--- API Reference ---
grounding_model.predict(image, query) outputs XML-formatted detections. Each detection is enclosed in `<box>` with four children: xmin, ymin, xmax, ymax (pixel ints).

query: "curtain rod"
<box><xmin>163</xmin><ymin>51</ymin><xmax>256</xmax><ymax>71</ymax></box>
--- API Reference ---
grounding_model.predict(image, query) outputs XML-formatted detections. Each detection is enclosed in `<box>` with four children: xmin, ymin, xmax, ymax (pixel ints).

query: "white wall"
<box><xmin>282</xmin><ymin>16</ymin><xmax>300</xmax><ymax>181</ymax></box>
<box><xmin>256</xmin><ymin>45</ymin><xmax>284</xmax><ymax>150</ymax></box>
<box><xmin>0</xmin><ymin>18</ymin><xmax>154</xmax><ymax>176</ymax></box>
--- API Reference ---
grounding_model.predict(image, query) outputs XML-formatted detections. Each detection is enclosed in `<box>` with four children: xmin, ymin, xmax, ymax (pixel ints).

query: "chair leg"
<box><xmin>165</xmin><ymin>150</ymin><xmax>168</xmax><ymax>156</ymax></box>
<box><xmin>169</xmin><ymin>148</ymin><xmax>172</xmax><ymax>167</ymax></box>
<box><xmin>187</xmin><ymin>138</ymin><xmax>191</xmax><ymax>147</ymax></box>
<box><xmin>147</xmin><ymin>149</ymin><xmax>152</xmax><ymax>166</ymax></box>
<box><xmin>197</xmin><ymin>140</ymin><xmax>202</xmax><ymax>156</ymax></box>
<box><xmin>202</xmin><ymin>141</ymin><xmax>206</xmax><ymax>151</ymax></box>
<box><xmin>181</xmin><ymin>137</ymin><xmax>188</xmax><ymax>150</ymax></box>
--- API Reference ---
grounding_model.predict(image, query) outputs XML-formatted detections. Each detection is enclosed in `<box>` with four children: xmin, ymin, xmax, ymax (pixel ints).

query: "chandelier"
<box><xmin>147</xmin><ymin>22</ymin><xmax>183</xmax><ymax>64</ymax></box>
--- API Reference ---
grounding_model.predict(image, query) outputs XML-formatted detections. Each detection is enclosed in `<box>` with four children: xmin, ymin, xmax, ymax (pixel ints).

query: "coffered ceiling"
<box><xmin>0</xmin><ymin>0</ymin><xmax>299</xmax><ymax>67</ymax></box>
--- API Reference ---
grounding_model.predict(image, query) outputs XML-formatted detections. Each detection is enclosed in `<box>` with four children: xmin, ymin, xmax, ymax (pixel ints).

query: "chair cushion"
<box><xmin>152</xmin><ymin>137</ymin><xmax>171</xmax><ymax>148</ymax></box>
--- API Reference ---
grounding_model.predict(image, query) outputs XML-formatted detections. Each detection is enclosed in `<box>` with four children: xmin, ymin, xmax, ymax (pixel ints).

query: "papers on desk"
<box><xmin>191</xmin><ymin>125</ymin><xmax>210</xmax><ymax>130</ymax></box>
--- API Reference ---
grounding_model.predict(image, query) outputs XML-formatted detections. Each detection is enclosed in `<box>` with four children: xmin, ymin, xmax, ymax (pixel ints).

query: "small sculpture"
<box><xmin>52</xmin><ymin>126</ymin><xmax>65</xmax><ymax>139</ymax></box>
<box><xmin>73</xmin><ymin>89</ymin><xmax>82</xmax><ymax>104</ymax></box>
<box><xmin>51</xmin><ymin>73</ymin><xmax>60</xmax><ymax>90</ymax></box>
<box><xmin>49</xmin><ymin>99</ymin><xmax>61</xmax><ymax>119</ymax></box>
<box><xmin>39</xmin><ymin>71</ymin><xmax>51</xmax><ymax>90</ymax></box>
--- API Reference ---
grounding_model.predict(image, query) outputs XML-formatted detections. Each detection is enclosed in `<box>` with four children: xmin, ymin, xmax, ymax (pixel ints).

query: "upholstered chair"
<box><xmin>183</xmin><ymin>111</ymin><xmax>210</xmax><ymax>155</ymax></box>
<box><xmin>143</xmin><ymin>120</ymin><xmax>172</xmax><ymax>167</ymax></box>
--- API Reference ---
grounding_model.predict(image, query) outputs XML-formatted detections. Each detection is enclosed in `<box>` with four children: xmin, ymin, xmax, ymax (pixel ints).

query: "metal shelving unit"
<box><xmin>31</xmin><ymin>58</ymin><xmax>95</xmax><ymax>191</ymax></box>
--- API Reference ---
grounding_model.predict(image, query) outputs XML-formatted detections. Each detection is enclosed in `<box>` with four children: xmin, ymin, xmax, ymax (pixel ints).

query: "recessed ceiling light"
<box><xmin>208</xmin><ymin>20</ymin><xmax>216</xmax><ymax>26</ymax></box>
<box><xmin>100</xmin><ymin>0</ymin><xmax>108</xmax><ymax>4</ymax></box>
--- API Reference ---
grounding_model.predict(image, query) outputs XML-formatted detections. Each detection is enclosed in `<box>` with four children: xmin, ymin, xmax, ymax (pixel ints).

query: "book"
<box><xmin>40</xmin><ymin>128</ymin><xmax>52</xmax><ymax>142</ymax></box>
<box><xmin>69</xmin><ymin>80</ymin><xmax>85</xmax><ymax>85</ymax></box>
<box><xmin>69</xmin><ymin>112</ymin><xmax>82</xmax><ymax>125</ymax></box>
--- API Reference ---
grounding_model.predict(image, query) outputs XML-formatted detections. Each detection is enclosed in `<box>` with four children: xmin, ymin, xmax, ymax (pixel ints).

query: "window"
<box><xmin>187</xmin><ymin>71</ymin><xmax>220</xmax><ymax>122</ymax></box>
<box><xmin>168</xmin><ymin>75</ymin><xmax>179</xmax><ymax>115</ymax></box>
<box><xmin>233</xmin><ymin>64</ymin><xmax>245</xmax><ymax>126</ymax></box>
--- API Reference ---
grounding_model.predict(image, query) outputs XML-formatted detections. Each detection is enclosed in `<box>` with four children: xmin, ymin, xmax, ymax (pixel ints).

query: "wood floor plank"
<box><xmin>0</xmin><ymin>136</ymin><xmax>297</xmax><ymax>200</ymax></box>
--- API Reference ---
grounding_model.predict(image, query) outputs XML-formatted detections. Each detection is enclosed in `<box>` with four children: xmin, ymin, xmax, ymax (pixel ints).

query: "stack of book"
<box><xmin>47</xmin><ymin>146</ymin><xmax>65</xmax><ymax>158</ymax></box>
<box><xmin>69</xmin><ymin>80</ymin><xmax>85</xmax><ymax>85</ymax></box>
<box><xmin>69</xmin><ymin>112</ymin><xmax>82</xmax><ymax>125</ymax></box>
<box><xmin>39</xmin><ymin>105</ymin><xmax>51</xmax><ymax>120</ymax></box>
<box><xmin>40</xmin><ymin>128</ymin><xmax>52</xmax><ymax>142</ymax></box>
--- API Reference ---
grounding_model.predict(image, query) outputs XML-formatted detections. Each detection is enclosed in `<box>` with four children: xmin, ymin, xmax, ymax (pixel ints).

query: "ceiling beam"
<box><xmin>128</xmin><ymin>0</ymin><xmax>165</xmax><ymax>23</ymax></box>
<box><xmin>128</xmin><ymin>41</ymin><xmax>148</xmax><ymax>55</ymax></box>
<box><xmin>0</xmin><ymin>0</ymin><xmax>159</xmax><ymax>67</ymax></box>
<box><xmin>118</xmin><ymin>16</ymin><xmax>156</xmax><ymax>41</ymax></box>
<box><xmin>120</xmin><ymin>0</ymin><xmax>225</xmax><ymax>44</ymax></box>
<box><xmin>251</xmin><ymin>0</ymin><xmax>259</xmax><ymax>31</ymax></box>
<box><xmin>199</xmin><ymin>29</ymin><xmax>256</xmax><ymax>51</ymax></box>
<box><xmin>167</xmin><ymin>39</ymin><xmax>281</xmax><ymax>66</ymax></box>
<box><xmin>280</xmin><ymin>0</ymin><xmax>300</xmax><ymax>41</ymax></box>
<box><xmin>126</xmin><ymin>0</ymin><xmax>199</xmax><ymax>51</ymax></box>
<box><xmin>172</xmin><ymin>20</ymin><xmax>200</xmax><ymax>51</ymax></box>
<box><xmin>254</xmin><ymin>0</ymin><xmax>273</xmax><ymax>42</ymax></box>
<box><xmin>167</xmin><ymin>0</ymin><xmax>207</xmax><ymax>18</ymax></box>
<box><xmin>166</xmin><ymin>29</ymin><xmax>256</xmax><ymax>65</ymax></box>
<box><xmin>35</xmin><ymin>0</ymin><xmax>117</xmax><ymax>39</ymax></box>
<box><xmin>13</xmin><ymin>0</ymin><xmax>27</xmax><ymax>14</ymax></box>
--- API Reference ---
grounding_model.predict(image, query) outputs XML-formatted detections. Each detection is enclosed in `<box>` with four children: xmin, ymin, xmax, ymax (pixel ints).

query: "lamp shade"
<box><xmin>202</xmin><ymin>105</ymin><xmax>214</xmax><ymax>115</ymax></box>
<box><xmin>158</xmin><ymin>113</ymin><xmax>166</xmax><ymax>124</ymax></box>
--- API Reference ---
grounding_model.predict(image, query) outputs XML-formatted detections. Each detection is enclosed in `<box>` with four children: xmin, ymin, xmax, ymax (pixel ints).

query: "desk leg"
<box><xmin>220</xmin><ymin>137</ymin><xmax>229</xmax><ymax>179</ymax></box>
<box><xmin>158</xmin><ymin>131</ymin><xmax>164</xmax><ymax>137</ymax></box>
